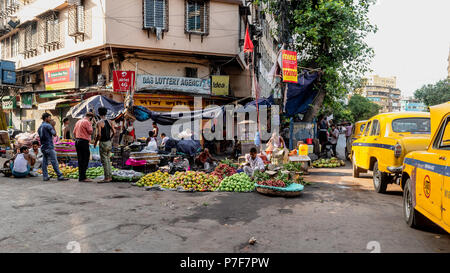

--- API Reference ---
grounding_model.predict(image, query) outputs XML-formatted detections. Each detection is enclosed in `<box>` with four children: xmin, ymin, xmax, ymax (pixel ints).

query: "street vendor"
<box><xmin>10</xmin><ymin>146</ymin><xmax>32</xmax><ymax>178</ymax></box>
<box><xmin>265</xmin><ymin>132</ymin><xmax>286</xmax><ymax>154</ymax></box>
<box><xmin>243</xmin><ymin>147</ymin><xmax>265</xmax><ymax>177</ymax></box>
<box><xmin>124</xmin><ymin>118</ymin><xmax>136</xmax><ymax>145</ymax></box>
<box><xmin>146</xmin><ymin>131</ymin><xmax>158</xmax><ymax>153</ymax></box>
<box><xmin>29</xmin><ymin>141</ymin><xmax>43</xmax><ymax>174</ymax></box>
<box><xmin>94</xmin><ymin>107</ymin><xmax>115</xmax><ymax>183</ymax></box>
<box><xmin>62</xmin><ymin>117</ymin><xmax>71</xmax><ymax>140</ymax></box>
<box><xmin>195</xmin><ymin>148</ymin><xmax>217</xmax><ymax>170</ymax></box>
<box><xmin>152</xmin><ymin>122</ymin><xmax>159</xmax><ymax>141</ymax></box>
<box><xmin>160</xmin><ymin>133</ymin><xmax>169</xmax><ymax>148</ymax></box>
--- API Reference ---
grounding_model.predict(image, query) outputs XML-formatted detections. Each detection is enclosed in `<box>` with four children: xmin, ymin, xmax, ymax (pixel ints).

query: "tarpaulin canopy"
<box><xmin>38</xmin><ymin>98</ymin><xmax>74</xmax><ymax>110</ymax></box>
<box><xmin>235</xmin><ymin>96</ymin><xmax>274</xmax><ymax>113</ymax></box>
<box><xmin>133</xmin><ymin>105</ymin><xmax>223</xmax><ymax>125</ymax></box>
<box><xmin>67</xmin><ymin>95</ymin><xmax>124</xmax><ymax>119</ymax></box>
<box><xmin>285</xmin><ymin>72</ymin><xmax>319</xmax><ymax>117</ymax></box>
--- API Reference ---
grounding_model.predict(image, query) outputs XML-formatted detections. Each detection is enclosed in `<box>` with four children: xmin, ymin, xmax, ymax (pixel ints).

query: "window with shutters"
<box><xmin>11</xmin><ymin>32</ymin><xmax>18</xmax><ymax>57</ymax></box>
<box><xmin>143</xmin><ymin>0</ymin><xmax>168</xmax><ymax>33</ymax></box>
<box><xmin>41</xmin><ymin>12</ymin><xmax>60</xmax><ymax>52</ymax></box>
<box><xmin>185</xmin><ymin>0</ymin><xmax>209</xmax><ymax>35</ymax></box>
<box><xmin>23</xmin><ymin>21</ymin><xmax>38</xmax><ymax>58</ymax></box>
<box><xmin>68</xmin><ymin>2</ymin><xmax>85</xmax><ymax>42</ymax></box>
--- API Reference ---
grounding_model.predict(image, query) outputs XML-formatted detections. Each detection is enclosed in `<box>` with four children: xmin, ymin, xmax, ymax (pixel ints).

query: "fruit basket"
<box><xmin>255</xmin><ymin>183</ymin><xmax>304</xmax><ymax>197</ymax></box>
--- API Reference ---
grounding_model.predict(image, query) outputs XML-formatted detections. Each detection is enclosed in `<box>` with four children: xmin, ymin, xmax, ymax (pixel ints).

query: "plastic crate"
<box><xmin>2</xmin><ymin>70</ymin><xmax>16</xmax><ymax>85</ymax></box>
<box><xmin>0</xmin><ymin>60</ymin><xmax>15</xmax><ymax>71</ymax></box>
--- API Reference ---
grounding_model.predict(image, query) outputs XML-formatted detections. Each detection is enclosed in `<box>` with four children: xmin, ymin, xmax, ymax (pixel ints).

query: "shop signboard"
<box><xmin>281</xmin><ymin>50</ymin><xmax>298</xmax><ymax>83</ymax></box>
<box><xmin>136</xmin><ymin>74</ymin><xmax>211</xmax><ymax>95</ymax></box>
<box><xmin>211</xmin><ymin>75</ymin><xmax>229</xmax><ymax>96</ymax></box>
<box><xmin>20</xmin><ymin>93</ymin><xmax>33</xmax><ymax>109</ymax></box>
<box><xmin>113</xmin><ymin>71</ymin><xmax>135</xmax><ymax>92</ymax></box>
<box><xmin>43</xmin><ymin>58</ymin><xmax>79</xmax><ymax>90</ymax></box>
<box><xmin>2</xmin><ymin>96</ymin><xmax>16</xmax><ymax>109</ymax></box>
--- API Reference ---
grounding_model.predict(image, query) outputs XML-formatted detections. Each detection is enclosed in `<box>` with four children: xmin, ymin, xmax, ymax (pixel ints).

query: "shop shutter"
<box><xmin>143</xmin><ymin>0</ymin><xmax>166</xmax><ymax>30</ymax></box>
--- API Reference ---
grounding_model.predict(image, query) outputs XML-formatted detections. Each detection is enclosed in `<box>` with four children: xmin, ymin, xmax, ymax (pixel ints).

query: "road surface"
<box><xmin>0</xmin><ymin>163</ymin><xmax>449</xmax><ymax>253</ymax></box>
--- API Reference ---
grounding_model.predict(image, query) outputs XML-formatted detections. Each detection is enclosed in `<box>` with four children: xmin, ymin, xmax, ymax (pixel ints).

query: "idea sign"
<box><xmin>113</xmin><ymin>71</ymin><xmax>135</xmax><ymax>92</ymax></box>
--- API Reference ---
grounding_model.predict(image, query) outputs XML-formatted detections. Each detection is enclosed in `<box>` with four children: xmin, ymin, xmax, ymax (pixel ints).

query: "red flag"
<box><xmin>243</xmin><ymin>25</ymin><xmax>254</xmax><ymax>53</ymax></box>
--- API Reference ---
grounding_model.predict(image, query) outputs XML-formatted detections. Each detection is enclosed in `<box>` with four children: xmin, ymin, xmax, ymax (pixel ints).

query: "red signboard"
<box><xmin>281</xmin><ymin>50</ymin><xmax>298</xmax><ymax>83</ymax></box>
<box><xmin>113</xmin><ymin>71</ymin><xmax>135</xmax><ymax>92</ymax></box>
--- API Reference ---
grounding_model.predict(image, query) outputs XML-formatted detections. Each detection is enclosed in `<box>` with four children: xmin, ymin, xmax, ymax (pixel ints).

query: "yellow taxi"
<box><xmin>402</xmin><ymin>102</ymin><xmax>450</xmax><ymax>232</ymax></box>
<box><xmin>352</xmin><ymin>112</ymin><xmax>431</xmax><ymax>193</ymax></box>
<box><xmin>346</xmin><ymin>120</ymin><xmax>367</xmax><ymax>160</ymax></box>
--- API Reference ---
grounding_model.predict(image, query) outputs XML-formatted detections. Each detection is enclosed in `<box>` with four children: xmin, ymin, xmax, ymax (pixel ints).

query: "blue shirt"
<box><xmin>38</xmin><ymin>122</ymin><xmax>56</xmax><ymax>151</ymax></box>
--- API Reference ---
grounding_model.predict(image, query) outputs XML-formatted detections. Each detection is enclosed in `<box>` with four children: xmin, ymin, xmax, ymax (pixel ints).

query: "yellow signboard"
<box><xmin>211</xmin><ymin>76</ymin><xmax>229</xmax><ymax>96</ymax></box>
<box><xmin>43</xmin><ymin>58</ymin><xmax>79</xmax><ymax>90</ymax></box>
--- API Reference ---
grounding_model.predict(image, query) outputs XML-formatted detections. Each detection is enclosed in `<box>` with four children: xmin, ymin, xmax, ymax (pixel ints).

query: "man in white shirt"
<box><xmin>244</xmin><ymin>147</ymin><xmax>265</xmax><ymax>177</ymax></box>
<box><xmin>11</xmin><ymin>146</ymin><xmax>31</xmax><ymax>178</ymax></box>
<box><xmin>160</xmin><ymin>133</ymin><xmax>169</xmax><ymax>148</ymax></box>
<box><xmin>29</xmin><ymin>141</ymin><xmax>43</xmax><ymax>172</ymax></box>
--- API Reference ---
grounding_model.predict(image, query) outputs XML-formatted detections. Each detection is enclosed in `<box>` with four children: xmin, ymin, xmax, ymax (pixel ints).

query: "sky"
<box><xmin>365</xmin><ymin>0</ymin><xmax>450</xmax><ymax>97</ymax></box>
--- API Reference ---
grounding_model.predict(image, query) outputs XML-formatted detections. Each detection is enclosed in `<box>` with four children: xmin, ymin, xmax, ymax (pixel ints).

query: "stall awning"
<box><xmin>38</xmin><ymin>98</ymin><xmax>73</xmax><ymax>110</ymax></box>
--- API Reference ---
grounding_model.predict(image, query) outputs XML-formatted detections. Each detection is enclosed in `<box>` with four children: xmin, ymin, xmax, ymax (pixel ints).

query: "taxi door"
<box><xmin>355</xmin><ymin>121</ymin><xmax>372</xmax><ymax>169</ymax></box>
<box><xmin>368</xmin><ymin>119</ymin><xmax>381</xmax><ymax>164</ymax></box>
<box><xmin>439</xmin><ymin>116</ymin><xmax>450</xmax><ymax>226</ymax></box>
<box><xmin>417</xmin><ymin>116</ymin><xmax>449</xmax><ymax>220</ymax></box>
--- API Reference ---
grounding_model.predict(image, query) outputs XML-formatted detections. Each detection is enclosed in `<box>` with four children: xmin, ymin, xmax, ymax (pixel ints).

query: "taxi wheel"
<box><xmin>373</xmin><ymin>161</ymin><xmax>388</xmax><ymax>193</ymax></box>
<box><xmin>352</xmin><ymin>154</ymin><xmax>360</xmax><ymax>178</ymax></box>
<box><xmin>403</xmin><ymin>178</ymin><xmax>421</xmax><ymax>228</ymax></box>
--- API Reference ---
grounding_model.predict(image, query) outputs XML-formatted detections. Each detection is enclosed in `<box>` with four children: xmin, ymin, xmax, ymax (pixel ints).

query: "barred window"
<box><xmin>185</xmin><ymin>0</ymin><xmax>209</xmax><ymax>35</ymax></box>
<box><xmin>143</xmin><ymin>0</ymin><xmax>168</xmax><ymax>30</ymax></box>
<box><xmin>68</xmin><ymin>3</ymin><xmax>85</xmax><ymax>37</ymax></box>
<box><xmin>44</xmin><ymin>13</ymin><xmax>59</xmax><ymax>44</ymax></box>
<box><xmin>11</xmin><ymin>33</ymin><xmax>18</xmax><ymax>57</ymax></box>
<box><xmin>25</xmin><ymin>21</ymin><xmax>37</xmax><ymax>51</ymax></box>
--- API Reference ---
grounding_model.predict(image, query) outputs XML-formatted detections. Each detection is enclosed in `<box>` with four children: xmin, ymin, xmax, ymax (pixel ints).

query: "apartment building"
<box><xmin>0</xmin><ymin>0</ymin><xmax>251</xmax><ymax>132</ymax></box>
<box><xmin>359</xmin><ymin>75</ymin><xmax>402</xmax><ymax>113</ymax></box>
<box><xmin>400</xmin><ymin>96</ymin><xmax>427</xmax><ymax>112</ymax></box>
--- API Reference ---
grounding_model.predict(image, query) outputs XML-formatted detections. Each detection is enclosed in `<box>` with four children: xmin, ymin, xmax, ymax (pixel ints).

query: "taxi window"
<box><xmin>360</xmin><ymin>124</ymin><xmax>365</xmax><ymax>133</ymax></box>
<box><xmin>370</xmin><ymin>120</ymin><xmax>380</xmax><ymax>136</ymax></box>
<box><xmin>363</xmin><ymin>121</ymin><xmax>372</xmax><ymax>136</ymax></box>
<box><xmin>392</xmin><ymin>118</ymin><xmax>431</xmax><ymax>134</ymax></box>
<box><xmin>438</xmin><ymin>117</ymin><xmax>450</xmax><ymax>149</ymax></box>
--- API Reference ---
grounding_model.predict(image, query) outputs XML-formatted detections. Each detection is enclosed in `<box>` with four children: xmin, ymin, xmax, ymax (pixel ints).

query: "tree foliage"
<box><xmin>348</xmin><ymin>94</ymin><xmax>381</xmax><ymax>121</ymax></box>
<box><xmin>414</xmin><ymin>79</ymin><xmax>450</xmax><ymax>107</ymax></box>
<box><xmin>262</xmin><ymin>0</ymin><xmax>377</xmax><ymax>121</ymax></box>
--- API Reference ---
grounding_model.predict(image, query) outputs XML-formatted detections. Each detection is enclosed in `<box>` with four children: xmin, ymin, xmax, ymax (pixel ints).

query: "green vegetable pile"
<box><xmin>219</xmin><ymin>173</ymin><xmax>255</xmax><ymax>192</ymax></box>
<box><xmin>312</xmin><ymin>157</ymin><xmax>345</xmax><ymax>168</ymax></box>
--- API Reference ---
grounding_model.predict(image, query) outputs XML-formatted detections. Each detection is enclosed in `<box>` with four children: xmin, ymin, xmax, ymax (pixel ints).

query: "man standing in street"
<box><xmin>73</xmin><ymin>112</ymin><xmax>94</xmax><ymax>182</ymax></box>
<box><xmin>330</xmin><ymin>124</ymin><xmax>340</xmax><ymax>158</ymax></box>
<box><xmin>94</xmin><ymin>107</ymin><xmax>115</xmax><ymax>183</ymax></box>
<box><xmin>38</xmin><ymin>113</ymin><xmax>68</xmax><ymax>181</ymax></box>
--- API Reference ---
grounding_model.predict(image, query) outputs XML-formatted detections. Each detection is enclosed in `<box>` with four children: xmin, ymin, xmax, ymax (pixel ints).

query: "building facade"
<box><xmin>400</xmin><ymin>96</ymin><xmax>427</xmax><ymax>112</ymax></box>
<box><xmin>0</xmin><ymin>0</ymin><xmax>251</xmax><ymax>133</ymax></box>
<box><xmin>359</xmin><ymin>75</ymin><xmax>402</xmax><ymax>113</ymax></box>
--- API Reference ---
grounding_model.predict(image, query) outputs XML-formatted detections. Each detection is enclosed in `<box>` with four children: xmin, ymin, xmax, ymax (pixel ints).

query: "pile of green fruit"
<box><xmin>136</xmin><ymin>170</ymin><xmax>170</xmax><ymax>187</ymax></box>
<box><xmin>85</xmin><ymin>166</ymin><xmax>118</xmax><ymax>179</ymax></box>
<box><xmin>312</xmin><ymin>157</ymin><xmax>345</xmax><ymax>168</ymax></box>
<box><xmin>218</xmin><ymin>173</ymin><xmax>255</xmax><ymax>192</ymax></box>
<box><xmin>162</xmin><ymin>171</ymin><xmax>220</xmax><ymax>192</ymax></box>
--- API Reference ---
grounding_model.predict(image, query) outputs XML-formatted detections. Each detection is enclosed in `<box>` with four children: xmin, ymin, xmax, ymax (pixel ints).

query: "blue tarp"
<box><xmin>133</xmin><ymin>105</ymin><xmax>222</xmax><ymax>125</ymax></box>
<box><xmin>285</xmin><ymin>72</ymin><xmax>319</xmax><ymax>117</ymax></box>
<box><xmin>67</xmin><ymin>95</ymin><xmax>124</xmax><ymax>119</ymax></box>
<box><xmin>176</xmin><ymin>139</ymin><xmax>202</xmax><ymax>156</ymax></box>
<box><xmin>235</xmin><ymin>96</ymin><xmax>274</xmax><ymax>113</ymax></box>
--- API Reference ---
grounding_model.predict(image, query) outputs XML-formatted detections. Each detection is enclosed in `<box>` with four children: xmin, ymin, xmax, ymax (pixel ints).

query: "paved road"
<box><xmin>0</xmin><ymin>164</ymin><xmax>449</xmax><ymax>253</ymax></box>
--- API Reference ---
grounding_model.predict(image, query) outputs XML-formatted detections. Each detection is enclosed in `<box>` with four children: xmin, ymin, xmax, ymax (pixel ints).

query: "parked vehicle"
<box><xmin>346</xmin><ymin>120</ymin><xmax>367</xmax><ymax>160</ymax></box>
<box><xmin>352</xmin><ymin>112</ymin><xmax>431</xmax><ymax>193</ymax></box>
<box><xmin>402</xmin><ymin>102</ymin><xmax>450</xmax><ymax>233</ymax></box>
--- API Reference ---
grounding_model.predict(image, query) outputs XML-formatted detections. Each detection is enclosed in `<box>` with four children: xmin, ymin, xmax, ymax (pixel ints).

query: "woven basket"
<box><xmin>255</xmin><ymin>187</ymin><xmax>302</xmax><ymax>197</ymax></box>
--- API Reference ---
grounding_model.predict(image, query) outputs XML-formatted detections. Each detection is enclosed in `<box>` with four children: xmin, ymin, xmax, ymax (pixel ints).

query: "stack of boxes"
<box><xmin>0</xmin><ymin>60</ymin><xmax>16</xmax><ymax>85</ymax></box>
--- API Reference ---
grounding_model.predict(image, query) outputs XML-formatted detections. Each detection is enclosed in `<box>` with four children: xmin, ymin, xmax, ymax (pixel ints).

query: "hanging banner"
<box><xmin>20</xmin><ymin>93</ymin><xmax>33</xmax><ymax>109</ymax></box>
<box><xmin>43</xmin><ymin>58</ymin><xmax>79</xmax><ymax>90</ymax></box>
<box><xmin>2</xmin><ymin>96</ymin><xmax>16</xmax><ymax>109</ymax></box>
<box><xmin>281</xmin><ymin>50</ymin><xmax>298</xmax><ymax>83</ymax></box>
<box><xmin>211</xmin><ymin>76</ymin><xmax>229</xmax><ymax>96</ymax></box>
<box><xmin>113</xmin><ymin>71</ymin><xmax>135</xmax><ymax>92</ymax></box>
<box><xmin>136</xmin><ymin>75</ymin><xmax>211</xmax><ymax>95</ymax></box>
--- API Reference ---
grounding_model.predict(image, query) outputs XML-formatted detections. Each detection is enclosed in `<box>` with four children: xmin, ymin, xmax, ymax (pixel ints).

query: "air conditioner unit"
<box><xmin>26</xmin><ymin>74</ymin><xmax>36</xmax><ymax>84</ymax></box>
